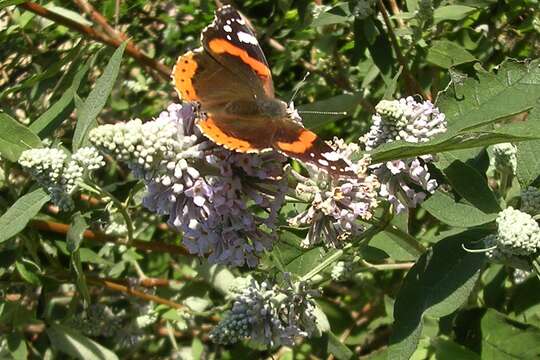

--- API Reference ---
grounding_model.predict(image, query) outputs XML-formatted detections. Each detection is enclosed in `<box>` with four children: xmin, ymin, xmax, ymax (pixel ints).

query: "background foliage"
<box><xmin>1</xmin><ymin>0</ymin><xmax>540</xmax><ymax>359</ymax></box>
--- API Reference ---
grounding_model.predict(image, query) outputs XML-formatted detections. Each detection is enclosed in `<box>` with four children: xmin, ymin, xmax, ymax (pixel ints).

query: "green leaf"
<box><xmin>29</xmin><ymin>60</ymin><xmax>90</xmax><ymax>137</ymax></box>
<box><xmin>388</xmin><ymin>231</ymin><xmax>486</xmax><ymax>360</ymax></box>
<box><xmin>7</xmin><ymin>332</ymin><xmax>28</xmax><ymax>360</ymax></box>
<box><xmin>72</xmin><ymin>42</ymin><xmax>127</xmax><ymax>151</ymax></box>
<box><xmin>0</xmin><ymin>0</ymin><xmax>26</xmax><ymax>9</ymax></box>
<box><xmin>15</xmin><ymin>260</ymin><xmax>41</xmax><ymax>285</ymax></box>
<box><xmin>516</xmin><ymin>140</ymin><xmax>540</xmax><ymax>187</ymax></box>
<box><xmin>299</xmin><ymin>94</ymin><xmax>364</xmax><ymax>129</ymax></box>
<box><xmin>371</xmin><ymin>60</ymin><xmax>540</xmax><ymax>163</ymax></box>
<box><xmin>328</xmin><ymin>332</ymin><xmax>354</xmax><ymax>360</ymax></box>
<box><xmin>438</xmin><ymin>59</ymin><xmax>540</xmax><ymax>132</ymax></box>
<box><xmin>481</xmin><ymin>309</ymin><xmax>540</xmax><ymax>359</ymax></box>
<box><xmin>47</xmin><ymin>324</ymin><xmax>119</xmax><ymax>360</ymax></box>
<box><xmin>442</xmin><ymin>159</ymin><xmax>501</xmax><ymax>213</ymax></box>
<box><xmin>422</xmin><ymin>191</ymin><xmax>497</xmax><ymax>227</ymax></box>
<box><xmin>67</xmin><ymin>212</ymin><xmax>88</xmax><ymax>253</ymax></box>
<box><xmin>0</xmin><ymin>188</ymin><xmax>50</xmax><ymax>244</ymax></box>
<box><xmin>310</xmin><ymin>2</ymin><xmax>352</xmax><ymax>27</ymax></box>
<box><xmin>433</xmin><ymin>5</ymin><xmax>476</xmax><ymax>23</ymax></box>
<box><xmin>369</xmin><ymin>231</ymin><xmax>420</xmax><ymax>262</ymax></box>
<box><xmin>430</xmin><ymin>337</ymin><xmax>480</xmax><ymax>360</ymax></box>
<box><xmin>285</xmin><ymin>246</ymin><xmax>326</xmax><ymax>277</ymax></box>
<box><xmin>0</xmin><ymin>113</ymin><xmax>42</xmax><ymax>161</ymax></box>
<box><xmin>426</xmin><ymin>40</ymin><xmax>476</xmax><ymax>69</ymax></box>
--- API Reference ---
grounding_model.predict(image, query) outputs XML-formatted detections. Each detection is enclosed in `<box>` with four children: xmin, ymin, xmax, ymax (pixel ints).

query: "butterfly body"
<box><xmin>173</xmin><ymin>5</ymin><xmax>355</xmax><ymax>176</ymax></box>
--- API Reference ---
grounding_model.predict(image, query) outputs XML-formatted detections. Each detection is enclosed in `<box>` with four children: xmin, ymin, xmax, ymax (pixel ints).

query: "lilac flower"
<box><xmin>89</xmin><ymin>103</ymin><xmax>287</xmax><ymax>267</ymax></box>
<box><xmin>210</xmin><ymin>275</ymin><xmax>319</xmax><ymax>347</ymax></box>
<box><xmin>289</xmin><ymin>139</ymin><xmax>379</xmax><ymax>247</ymax></box>
<box><xmin>362</xmin><ymin>97</ymin><xmax>447</xmax><ymax>213</ymax></box>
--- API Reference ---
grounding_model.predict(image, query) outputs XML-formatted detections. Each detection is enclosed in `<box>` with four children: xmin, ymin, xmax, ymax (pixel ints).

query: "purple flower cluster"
<box><xmin>362</xmin><ymin>97</ymin><xmax>447</xmax><ymax>213</ymax></box>
<box><xmin>90</xmin><ymin>103</ymin><xmax>287</xmax><ymax>267</ymax></box>
<box><xmin>289</xmin><ymin>139</ymin><xmax>379</xmax><ymax>247</ymax></box>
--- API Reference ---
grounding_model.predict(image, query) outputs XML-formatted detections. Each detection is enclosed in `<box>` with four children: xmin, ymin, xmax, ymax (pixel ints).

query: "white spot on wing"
<box><xmin>310</xmin><ymin>153</ymin><xmax>315</xmax><ymax>158</ymax></box>
<box><xmin>227</xmin><ymin>35</ymin><xmax>231</xmax><ymax>40</ymax></box>
<box><xmin>318</xmin><ymin>159</ymin><xmax>329</xmax><ymax>166</ymax></box>
<box><xmin>237</xmin><ymin>31</ymin><xmax>258</xmax><ymax>45</ymax></box>
<box><xmin>223</xmin><ymin>24</ymin><xmax>232</xmax><ymax>33</ymax></box>
<box><xmin>237</xmin><ymin>17</ymin><xmax>245</xmax><ymax>25</ymax></box>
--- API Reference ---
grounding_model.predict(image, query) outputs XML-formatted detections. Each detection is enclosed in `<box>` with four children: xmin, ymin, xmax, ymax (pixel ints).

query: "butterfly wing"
<box><xmin>273</xmin><ymin>119</ymin><xmax>356</xmax><ymax>177</ymax></box>
<box><xmin>201</xmin><ymin>5</ymin><xmax>274</xmax><ymax>98</ymax></box>
<box><xmin>173</xmin><ymin>49</ymin><xmax>275</xmax><ymax>152</ymax></box>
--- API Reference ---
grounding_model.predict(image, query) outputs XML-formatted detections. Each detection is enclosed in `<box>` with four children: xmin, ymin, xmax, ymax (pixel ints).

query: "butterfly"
<box><xmin>172</xmin><ymin>5</ymin><xmax>355</xmax><ymax>177</ymax></box>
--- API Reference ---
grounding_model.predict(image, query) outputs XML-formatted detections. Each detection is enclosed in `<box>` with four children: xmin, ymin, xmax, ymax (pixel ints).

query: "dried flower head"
<box><xmin>520</xmin><ymin>187</ymin><xmax>540</xmax><ymax>216</ymax></box>
<box><xmin>488</xmin><ymin>142</ymin><xmax>517</xmax><ymax>175</ymax></box>
<box><xmin>89</xmin><ymin>103</ymin><xmax>287</xmax><ymax>267</ymax></box>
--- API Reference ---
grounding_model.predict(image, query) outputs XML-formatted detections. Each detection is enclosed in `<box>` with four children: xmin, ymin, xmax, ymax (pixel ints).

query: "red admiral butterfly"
<box><xmin>173</xmin><ymin>5</ymin><xmax>354</xmax><ymax>177</ymax></box>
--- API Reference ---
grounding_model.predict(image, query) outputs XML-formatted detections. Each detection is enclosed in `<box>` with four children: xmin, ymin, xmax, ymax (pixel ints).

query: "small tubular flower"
<box><xmin>362</xmin><ymin>97</ymin><xmax>447</xmax><ymax>213</ymax></box>
<box><xmin>483</xmin><ymin>207</ymin><xmax>540</xmax><ymax>270</ymax></box>
<box><xmin>19</xmin><ymin>146</ymin><xmax>104</xmax><ymax>210</ymax></box>
<box><xmin>89</xmin><ymin>103</ymin><xmax>287</xmax><ymax>267</ymax></box>
<box><xmin>289</xmin><ymin>140</ymin><xmax>379</xmax><ymax>248</ymax></box>
<box><xmin>210</xmin><ymin>275</ymin><xmax>319</xmax><ymax>347</ymax></box>
<box><xmin>520</xmin><ymin>187</ymin><xmax>540</xmax><ymax>216</ymax></box>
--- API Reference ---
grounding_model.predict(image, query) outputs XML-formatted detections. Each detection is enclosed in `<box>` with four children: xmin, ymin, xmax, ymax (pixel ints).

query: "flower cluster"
<box><xmin>484</xmin><ymin>207</ymin><xmax>540</xmax><ymax>270</ymax></box>
<box><xmin>520</xmin><ymin>187</ymin><xmax>540</xmax><ymax>215</ymax></box>
<box><xmin>19</xmin><ymin>146</ymin><xmax>104</xmax><ymax>210</ymax></box>
<box><xmin>289</xmin><ymin>140</ymin><xmax>379</xmax><ymax>247</ymax></box>
<box><xmin>210</xmin><ymin>275</ymin><xmax>320</xmax><ymax>347</ymax></box>
<box><xmin>362</xmin><ymin>97</ymin><xmax>447</xmax><ymax>213</ymax></box>
<box><xmin>488</xmin><ymin>142</ymin><xmax>517</xmax><ymax>175</ymax></box>
<box><xmin>89</xmin><ymin>103</ymin><xmax>287</xmax><ymax>267</ymax></box>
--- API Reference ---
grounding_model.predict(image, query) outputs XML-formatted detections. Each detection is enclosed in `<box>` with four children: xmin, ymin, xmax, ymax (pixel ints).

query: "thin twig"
<box><xmin>73</xmin><ymin>0</ymin><xmax>127</xmax><ymax>41</ymax></box>
<box><xmin>19</xmin><ymin>2</ymin><xmax>170</xmax><ymax>82</ymax></box>
<box><xmin>86</xmin><ymin>276</ymin><xmax>185</xmax><ymax>309</ymax></box>
<box><xmin>387</xmin><ymin>0</ymin><xmax>405</xmax><ymax>28</ymax></box>
<box><xmin>30</xmin><ymin>219</ymin><xmax>191</xmax><ymax>256</ymax></box>
<box><xmin>376</xmin><ymin>0</ymin><xmax>431</xmax><ymax>100</ymax></box>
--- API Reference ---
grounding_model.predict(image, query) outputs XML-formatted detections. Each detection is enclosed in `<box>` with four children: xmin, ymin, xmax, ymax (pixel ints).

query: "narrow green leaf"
<box><xmin>481</xmin><ymin>310</ymin><xmax>540</xmax><ymax>359</ymax></box>
<box><xmin>0</xmin><ymin>0</ymin><xmax>26</xmax><ymax>9</ymax></box>
<box><xmin>67</xmin><ymin>212</ymin><xmax>88</xmax><ymax>253</ymax></box>
<box><xmin>328</xmin><ymin>332</ymin><xmax>354</xmax><ymax>360</ymax></box>
<box><xmin>29</xmin><ymin>61</ymin><xmax>90</xmax><ymax>137</ymax></box>
<box><xmin>285</xmin><ymin>246</ymin><xmax>326</xmax><ymax>277</ymax></box>
<box><xmin>47</xmin><ymin>324</ymin><xmax>119</xmax><ymax>360</ymax></box>
<box><xmin>443</xmin><ymin>159</ymin><xmax>501</xmax><ymax>213</ymax></box>
<box><xmin>7</xmin><ymin>332</ymin><xmax>28</xmax><ymax>360</ymax></box>
<box><xmin>516</xmin><ymin>140</ymin><xmax>540</xmax><ymax>187</ymax></box>
<box><xmin>72</xmin><ymin>42</ymin><xmax>127</xmax><ymax>151</ymax></box>
<box><xmin>388</xmin><ymin>231</ymin><xmax>486</xmax><ymax>360</ymax></box>
<box><xmin>15</xmin><ymin>260</ymin><xmax>41</xmax><ymax>286</ymax></box>
<box><xmin>72</xmin><ymin>251</ymin><xmax>90</xmax><ymax>305</ymax></box>
<box><xmin>422</xmin><ymin>191</ymin><xmax>497</xmax><ymax>227</ymax></box>
<box><xmin>433</xmin><ymin>5</ymin><xmax>476</xmax><ymax>23</ymax></box>
<box><xmin>0</xmin><ymin>188</ymin><xmax>50</xmax><ymax>244</ymax></box>
<box><xmin>426</xmin><ymin>40</ymin><xmax>476</xmax><ymax>69</ymax></box>
<box><xmin>369</xmin><ymin>231</ymin><xmax>419</xmax><ymax>262</ymax></box>
<box><xmin>430</xmin><ymin>337</ymin><xmax>480</xmax><ymax>360</ymax></box>
<box><xmin>0</xmin><ymin>113</ymin><xmax>42</xmax><ymax>161</ymax></box>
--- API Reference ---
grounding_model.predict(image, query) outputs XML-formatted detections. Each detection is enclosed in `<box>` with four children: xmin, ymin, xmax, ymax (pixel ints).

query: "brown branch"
<box><xmin>72</xmin><ymin>0</ymin><xmax>127</xmax><ymax>41</ymax></box>
<box><xmin>86</xmin><ymin>276</ymin><xmax>185</xmax><ymax>309</ymax></box>
<box><xmin>19</xmin><ymin>2</ymin><xmax>171</xmax><ymax>82</ymax></box>
<box><xmin>387</xmin><ymin>0</ymin><xmax>405</xmax><ymax>28</ymax></box>
<box><xmin>377</xmin><ymin>0</ymin><xmax>431</xmax><ymax>100</ymax></box>
<box><xmin>30</xmin><ymin>219</ymin><xmax>191</xmax><ymax>256</ymax></box>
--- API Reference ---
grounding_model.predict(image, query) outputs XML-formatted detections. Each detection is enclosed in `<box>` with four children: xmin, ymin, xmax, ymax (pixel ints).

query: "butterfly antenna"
<box><xmin>289</xmin><ymin>72</ymin><xmax>311</xmax><ymax>105</ymax></box>
<box><xmin>298</xmin><ymin>110</ymin><xmax>348</xmax><ymax>116</ymax></box>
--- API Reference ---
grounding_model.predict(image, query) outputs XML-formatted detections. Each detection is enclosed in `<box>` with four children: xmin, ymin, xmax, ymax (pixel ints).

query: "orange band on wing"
<box><xmin>275</xmin><ymin>130</ymin><xmax>317</xmax><ymax>153</ymax></box>
<box><xmin>198</xmin><ymin>117</ymin><xmax>257</xmax><ymax>153</ymax></box>
<box><xmin>208</xmin><ymin>38</ymin><xmax>271</xmax><ymax>78</ymax></box>
<box><xmin>172</xmin><ymin>51</ymin><xmax>199</xmax><ymax>101</ymax></box>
